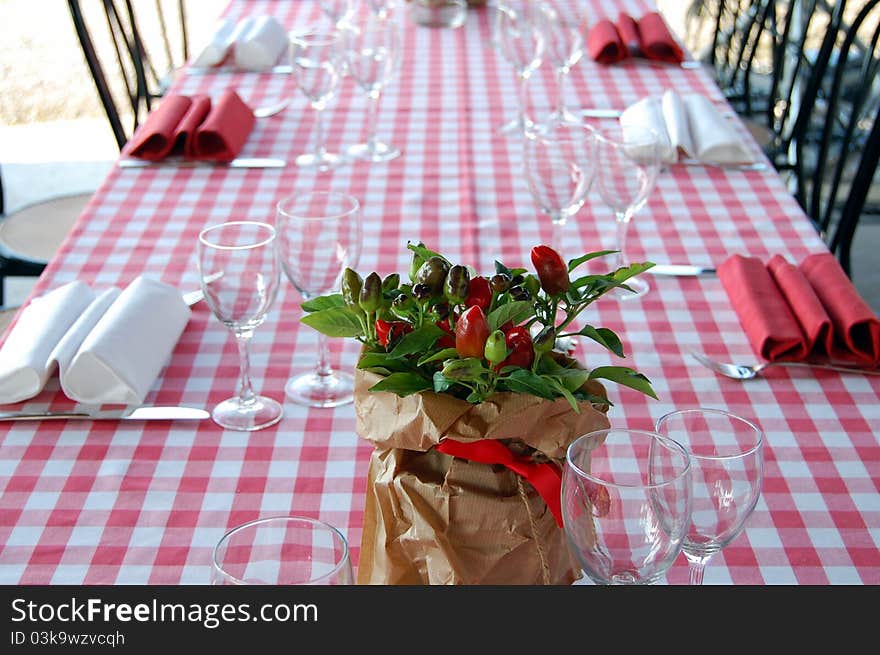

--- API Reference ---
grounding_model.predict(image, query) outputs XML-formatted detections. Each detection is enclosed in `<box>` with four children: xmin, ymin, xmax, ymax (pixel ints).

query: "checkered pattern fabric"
<box><xmin>0</xmin><ymin>0</ymin><xmax>877</xmax><ymax>585</ymax></box>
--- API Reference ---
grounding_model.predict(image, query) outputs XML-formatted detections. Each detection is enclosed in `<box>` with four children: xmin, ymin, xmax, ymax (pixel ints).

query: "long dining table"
<box><xmin>0</xmin><ymin>0</ymin><xmax>877</xmax><ymax>587</ymax></box>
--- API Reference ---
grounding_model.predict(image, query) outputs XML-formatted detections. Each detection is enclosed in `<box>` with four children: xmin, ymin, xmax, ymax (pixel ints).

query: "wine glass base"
<box><xmin>347</xmin><ymin>141</ymin><xmax>401</xmax><ymax>162</ymax></box>
<box><xmin>211</xmin><ymin>395</ymin><xmax>284</xmax><ymax>431</ymax></box>
<box><xmin>543</xmin><ymin>107</ymin><xmax>585</xmax><ymax>128</ymax></box>
<box><xmin>295</xmin><ymin>151</ymin><xmax>344</xmax><ymax>172</ymax></box>
<box><xmin>498</xmin><ymin>115</ymin><xmax>536</xmax><ymax>136</ymax></box>
<box><xmin>614</xmin><ymin>274</ymin><xmax>650</xmax><ymax>300</ymax></box>
<box><xmin>285</xmin><ymin>369</ymin><xmax>356</xmax><ymax>408</ymax></box>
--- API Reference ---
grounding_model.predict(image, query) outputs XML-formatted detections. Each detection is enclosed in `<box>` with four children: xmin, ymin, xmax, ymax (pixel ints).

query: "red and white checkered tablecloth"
<box><xmin>1</xmin><ymin>0</ymin><xmax>877</xmax><ymax>586</ymax></box>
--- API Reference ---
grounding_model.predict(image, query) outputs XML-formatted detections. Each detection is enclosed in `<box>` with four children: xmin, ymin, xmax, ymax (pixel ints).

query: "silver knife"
<box><xmin>119</xmin><ymin>157</ymin><xmax>286</xmax><ymax>169</ymax></box>
<box><xmin>646</xmin><ymin>264</ymin><xmax>717</xmax><ymax>276</ymax></box>
<box><xmin>0</xmin><ymin>406</ymin><xmax>210</xmax><ymax>421</ymax></box>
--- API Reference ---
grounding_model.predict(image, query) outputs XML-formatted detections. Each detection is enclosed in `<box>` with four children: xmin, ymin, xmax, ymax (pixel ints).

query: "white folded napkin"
<box><xmin>620</xmin><ymin>90</ymin><xmax>753</xmax><ymax>165</ymax></box>
<box><xmin>0</xmin><ymin>276</ymin><xmax>191</xmax><ymax>405</ymax></box>
<box><xmin>234</xmin><ymin>16</ymin><xmax>289</xmax><ymax>71</ymax></box>
<box><xmin>191</xmin><ymin>17</ymin><xmax>241</xmax><ymax>67</ymax></box>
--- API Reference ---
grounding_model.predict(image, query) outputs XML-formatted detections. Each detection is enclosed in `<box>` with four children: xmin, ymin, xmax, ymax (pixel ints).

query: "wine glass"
<box><xmin>495</xmin><ymin>1</ymin><xmax>545</xmax><ymax>135</ymax></box>
<box><xmin>366</xmin><ymin>0</ymin><xmax>398</xmax><ymax>19</ymax></box>
<box><xmin>655</xmin><ymin>408</ymin><xmax>764</xmax><ymax>586</ymax></box>
<box><xmin>593</xmin><ymin>123</ymin><xmax>663</xmax><ymax>300</ymax></box>
<box><xmin>290</xmin><ymin>30</ymin><xmax>344</xmax><ymax>171</ymax></box>
<box><xmin>562</xmin><ymin>428</ymin><xmax>692</xmax><ymax>585</ymax></box>
<box><xmin>343</xmin><ymin>8</ymin><xmax>402</xmax><ymax>162</ymax></box>
<box><xmin>523</xmin><ymin>121</ymin><xmax>597</xmax><ymax>251</ymax></box>
<box><xmin>212</xmin><ymin>515</ymin><xmax>354</xmax><ymax>585</ymax></box>
<box><xmin>538</xmin><ymin>2</ymin><xmax>585</xmax><ymax>127</ymax></box>
<box><xmin>319</xmin><ymin>0</ymin><xmax>354</xmax><ymax>28</ymax></box>
<box><xmin>197</xmin><ymin>221</ymin><xmax>283</xmax><ymax>431</ymax></box>
<box><xmin>276</xmin><ymin>191</ymin><xmax>362</xmax><ymax>407</ymax></box>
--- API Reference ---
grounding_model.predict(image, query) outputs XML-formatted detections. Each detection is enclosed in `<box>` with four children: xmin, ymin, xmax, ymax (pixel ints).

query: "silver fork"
<box><xmin>690</xmin><ymin>351</ymin><xmax>880</xmax><ymax>379</ymax></box>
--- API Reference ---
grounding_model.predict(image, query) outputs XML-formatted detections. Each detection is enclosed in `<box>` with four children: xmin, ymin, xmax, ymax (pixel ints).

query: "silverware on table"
<box><xmin>679</xmin><ymin>159</ymin><xmax>768</xmax><ymax>172</ymax></box>
<box><xmin>690</xmin><ymin>351</ymin><xmax>880</xmax><ymax>379</ymax></box>
<box><xmin>118</xmin><ymin>157</ymin><xmax>286</xmax><ymax>169</ymax></box>
<box><xmin>647</xmin><ymin>264</ymin><xmax>717</xmax><ymax>277</ymax></box>
<box><xmin>0</xmin><ymin>406</ymin><xmax>211</xmax><ymax>421</ymax></box>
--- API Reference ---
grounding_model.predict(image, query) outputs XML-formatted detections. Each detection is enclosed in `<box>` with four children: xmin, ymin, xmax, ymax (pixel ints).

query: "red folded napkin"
<box><xmin>587</xmin><ymin>12</ymin><xmax>684</xmax><ymax>65</ymax></box>
<box><xmin>718</xmin><ymin>253</ymin><xmax>880</xmax><ymax>365</ymax></box>
<box><xmin>586</xmin><ymin>19</ymin><xmax>627</xmax><ymax>64</ymax></box>
<box><xmin>126</xmin><ymin>90</ymin><xmax>255</xmax><ymax>162</ymax></box>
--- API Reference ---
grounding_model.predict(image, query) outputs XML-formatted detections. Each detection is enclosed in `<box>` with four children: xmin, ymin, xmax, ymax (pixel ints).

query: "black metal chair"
<box><xmin>68</xmin><ymin>0</ymin><xmax>190</xmax><ymax>150</ymax></box>
<box><xmin>787</xmin><ymin>0</ymin><xmax>880</xmax><ymax>276</ymax></box>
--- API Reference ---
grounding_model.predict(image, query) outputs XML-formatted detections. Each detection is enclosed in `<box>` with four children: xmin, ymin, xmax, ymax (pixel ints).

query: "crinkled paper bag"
<box><xmin>355</xmin><ymin>368</ymin><xmax>611</xmax><ymax>585</ymax></box>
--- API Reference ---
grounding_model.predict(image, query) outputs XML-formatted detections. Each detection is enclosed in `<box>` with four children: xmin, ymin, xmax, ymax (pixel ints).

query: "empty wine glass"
<box><xmin>655</xmin><ymin>408</ymin><xmax>764</xmax><ymax>586</ymax></box>
<box><xmin>197</xmin><ymin>221</ymin><xmax>283</xmax><ymax>431</ymax></box>
<box><xmin>593</xmin><ymin>123</ymin><xmax>663</xmax><ymax>299</ymax></box>
<box><xmin>495</xmin><ymin>1</ymin><xmax>545</xmax><ymax>135</ymax></box>
<box><xmin>366</xmin><ymin>0</ymin><xmax>398</xmax><ymax>19</ymax></box>
<box><xmin>319</xmin><ymin>0</ymin><xmax>354</xmax><ymax>27</ymax></box>
<box><xmin>562</xmin><ymin>428</ymin><xmax>692</xmax><ymax>585</ymax></box>
<box><xmin>523</xmin><ymin>122</ymin><xmax>597</xmax><ymax>250</ymax></box>
<box><xmin>538</xmin><ymin>2</ymin><xmax>585</xmax><ymax>127</ymax></box>
<box><xmin>290</xmin><ymin>30</ymin><xmax>344</xmax><ymax>171</ymax></box>
<box><xmin>212</xmin><ymin>515</ymin><xmax>354</xmax><ymax>585</ymax></box>
<box><xmin>343</xmin><ymin>8</ymin><xmax>402</xmax><ymax>162</ymax></box>
<box><xmin>276</xmin><ymin>191</ymin><xmax>362</xmax><ymax>407</ymax></box>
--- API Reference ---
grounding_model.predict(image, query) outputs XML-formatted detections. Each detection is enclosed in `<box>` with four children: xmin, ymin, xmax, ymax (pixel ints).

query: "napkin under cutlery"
<box><xmin>124</xmin><ymin>90</ymin><xmax>255</xmax><ymax>162</ymax></box>
<box><xmin>717</xmin><ymin>252</ymin><xmax>880</xmax><ymax>366</ymax></box>
<box><xmin>0</xmin><ymin>276</ymin><xmax>191</xmax><ymax>405</ymax></box>
<box><xmin>587</xmin><ymin>11</ymin><xmax>684</xmax><ymax>65</ymax></box>
<box><xmin>619</xmin><ymin>90</ymin><xmax>753</xmax><ymax>165</ymax></box>
<box><xmin>191</xmin><ymin>15</ymin><xmax>288</xmax><ymax>71</ymax></box>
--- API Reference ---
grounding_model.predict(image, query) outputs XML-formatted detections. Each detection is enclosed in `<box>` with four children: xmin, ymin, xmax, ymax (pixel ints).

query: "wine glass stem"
<box><xmin>685</xmin><ymin>553</ymin><xmax>712</xmax><ymax>586</ymax></box>
<box><xmin>234</xmin><ymin>330</ymin><xmax>258</xmax><ymax>407</ymax></box>
<box><xmin>615</xmin><ymin>211</ymin><xmax>631</xmax><ymax>270</ymax></box>
<box><xmin>555</xmin><ymin>67</ymin><xmax>567</xmax><ymax>117</ymax></box>
<box><xmin>316</xmin><ymin>332</ymin><xmax>333</xmax><ymax>378</ymax></box>
<box><xmin>312</xmin><ymin>105</ymin><xmax>328</xmax><ymax>160</ymax></box>
<box><xmin>517</xmin><ymin>72</ymin><xmax>529</xmax><ymax>130</ymax></box>
<box><xmin>366</xmin><ymin>89</ymin><xmax>381</xmax><ymax>149</ymax></box>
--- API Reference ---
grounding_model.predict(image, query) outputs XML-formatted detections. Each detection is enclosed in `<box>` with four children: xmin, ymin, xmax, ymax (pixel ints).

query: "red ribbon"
<box><xmin>435</xmin><ymin>438</ymin><xmax>563</xmax><ymax>528</ymax></box>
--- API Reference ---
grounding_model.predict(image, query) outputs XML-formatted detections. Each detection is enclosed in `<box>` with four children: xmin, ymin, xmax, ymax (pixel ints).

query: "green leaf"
<box><xmin>433</xmin><ymin>371</ymin><xmax>454</xmax><ymax>393</ymax></box>
<box><xmin>588</xmin><ymin>366</ymin><xmax>658</xmax><ymax>399</ymax></box>
<box><xmin>300</xmin><ymin>307</ymin><xmax>364</xmax><ymax>337</ymax></box>
<box><xmin>389</xmin><ymin>324</ymin><xmax>445</xmax><ymax>358</ymax></box>
<box><xmin>487</xmin><ymin>301</ymin><xmax>534</xmax><ymax>331</ymax></box>
<box><xmin>503</xmin><ymin>369</ymin><xmax>559</xmax><ymax>400</ymax></box>
<box><xmin>301</xmin><ymin>294</ymin><xmax>345</xmax><ymax>313</ymax></box>
<box><xmin>407</xmin><ymin>242</ymin><xmax>448</xmax><ymax>265</ymax></box>
<box><xmin>552</xmin><ymin>367</ymin><xmax>592</xmax><ymax>393</ymax></box>
<box><xmin>357</xmin><ymin>352</ymin><xmax>415</xmax><ymax>374</ymax></box>
<box><xmin>494</xmin><ymin>261</ymin><xmax>527</xmax><ymax>277</ymax></box>
<box><xmin>369</xmin><ymin>372</ymin><xmax>433</xmax><ymax>397</ymax></box>
<box><xmin>567</xmin><ymin>250</ymin><xmax>617</xmax><ymax>272</ymax></box>
<box><xmin>577</xmin><ymin>325</ymin><xmax>625</xmax><ymax>357</ymax></box>
<box><xmin>545</xmin><ymin>377</ymin><xmax>581</xmax><ymax>414</ymax></box>
<box><xmin>613</xmin><ymin>262</ymin><xmax>655</xmax><ymax>283</ymax></box>
<box><xmin>417</xmin><ymin>348</ymin><xmax>459</xmax><ymax>366</ymax></box>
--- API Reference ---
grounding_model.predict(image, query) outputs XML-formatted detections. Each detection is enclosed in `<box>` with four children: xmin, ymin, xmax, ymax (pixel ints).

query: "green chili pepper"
<box><xmin>359</xmin><ymin>272</ymin><xmax>383</xmax><ymax>313</ymax></box>
<box><xmin>382</xmin><ymin>273</ymin><xmax>400</xmax><ymax>292</ymax></box>
<box><xmin>444</xmin><ymin>265</ymin><xmax>470</xmax><ymax>304</ymax></box>
<box><xmin>440</xmin><ymin>358</ymin><xmax>486</xmax><ymax>381</ymax></box>
<box><xmin>484</xmin><ymin>330</ymin><xmax>508</xmax><ymax>366</ymax></box>
<box><xmin>342</xmin><ymin>268</ymin><xmax>363</xmax><ymax>309</ymax></box>
<box><xmin>409</xmin><ymin>242</ymin><xmax>427</xmax><ymax>283</ymax></box>
<box><xmin>533</xmin><ymin>326</ymin><xmax>557</xmax><ymax>355</ymax></box>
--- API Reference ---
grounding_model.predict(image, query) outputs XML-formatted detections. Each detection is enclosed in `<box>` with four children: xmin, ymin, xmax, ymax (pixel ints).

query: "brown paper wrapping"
<box><xmin>355</xmin><ymin>368</ymin><xmax>611</xmax><ymax>585</ymax></box>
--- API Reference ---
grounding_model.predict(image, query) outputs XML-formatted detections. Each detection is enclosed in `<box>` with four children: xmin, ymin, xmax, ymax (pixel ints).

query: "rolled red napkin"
<box><xmin>718</xmin><ymin>253</ymin><xmax>880</xmax><ymax>365</ymax></box>
<box><xmin>637</xmin><ymin>11</ymin><xmax>684</xmax><ymax>64</ymax></box>
<box><xmin>587</xmin><ymin>19</ymin><xmax>627</xmax><ymax>64</ymax></box>
<box><xmin>126</xmin><ymin>90</ymin><xmax>254</xmax><ymax>162</ymax></box>
<box><xmin>616</xmin><ymin>13</ymin><xmax>641</xmax><ymax>56</ymax></box>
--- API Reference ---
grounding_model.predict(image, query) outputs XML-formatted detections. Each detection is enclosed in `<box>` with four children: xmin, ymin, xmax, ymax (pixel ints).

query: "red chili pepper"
<box><xmin>495</xmin><ymin>326</ymin><xmax>534</xmax><ymax>371</ymax></box>
<box><xmin>464</xmin><ymin>276</ymin><xmax>492</xmax><ymax>312</ymax></box>
<box><xmin>530</xmin><ymin>245</ymin><xmax>570</xmax><ymax>297</ymax></box>
<box><xmin>375</xmin><ymin>319</ymin><xmax>413</xmax><ymax>347</ymax></box>
<box><xmin>455</xmin><ymin>305</ymin><xmax>490</xmax><ymax>359</ymax></box>
<box><xmin>436</xmin><ymin>318</ymin><xmax>456</xmax><ymax>349</ymax></box>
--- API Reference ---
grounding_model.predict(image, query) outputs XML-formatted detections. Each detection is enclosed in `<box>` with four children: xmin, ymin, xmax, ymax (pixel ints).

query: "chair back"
<box><xmin>68</xmin><ymin>0</ymin><xmax>190</xmax><ymax>150</ymax></box>
<box><xmin>789</xmin><ymin>0</ymin><xmax>880</xmax><ymax>274</ymax></box>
